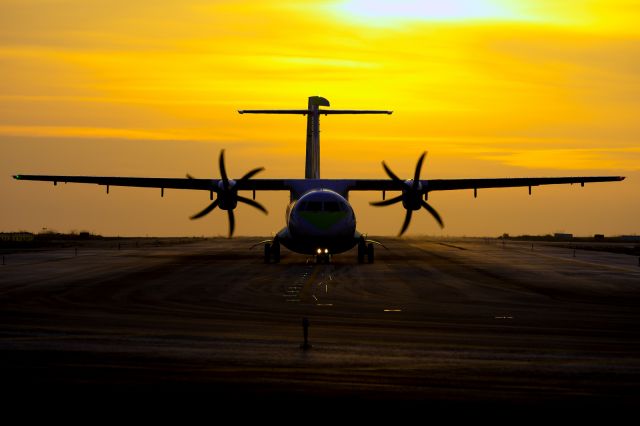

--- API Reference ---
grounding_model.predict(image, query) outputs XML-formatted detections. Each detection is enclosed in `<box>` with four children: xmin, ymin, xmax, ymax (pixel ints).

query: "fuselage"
<box><xmin>276</xmin><ymin>189</ymin><xmax>360</xmax><ymax>255</ymax></box>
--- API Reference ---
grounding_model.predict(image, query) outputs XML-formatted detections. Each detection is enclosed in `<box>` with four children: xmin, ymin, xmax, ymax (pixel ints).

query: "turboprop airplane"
<box><xmin>13</xmin><ymin>96</ymin><xmax>624</xmax><ymax>263</ymax></box>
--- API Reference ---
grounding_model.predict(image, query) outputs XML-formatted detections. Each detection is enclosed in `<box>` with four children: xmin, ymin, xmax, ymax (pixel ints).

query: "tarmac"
<box><xmin>1</xmin><ymin>237</ymin><xmax>639</xmax><ymax>410</ymax></box>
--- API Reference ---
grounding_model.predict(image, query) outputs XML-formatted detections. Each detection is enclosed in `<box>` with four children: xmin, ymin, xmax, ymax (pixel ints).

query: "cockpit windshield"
<box><xmin>306</xmin><ymin>201</ymin><xmax>322</xmax><ymax>212</ymax></box>
<box><xmin>324</xmin><ymin>201</ymin><xmax>341</xmax><ymax>212</ymax></box>
<box><xmin>298</xmin><ymin>200</ymin><xmax>347</xmax><ymax>212</ymax></box>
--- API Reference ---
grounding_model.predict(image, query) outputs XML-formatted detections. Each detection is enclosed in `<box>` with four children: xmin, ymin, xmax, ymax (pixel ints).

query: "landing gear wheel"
<box><xmin>264</xmin><ymin>243</ymin><xmax>271</xmax><ymax>264</ymax></box>
<box><xmin>357</xmin><ymin>239</ymin><xmax>366</xmax><ymax>264</ymax></box>
<box><xmin>272</xmin><ymin>241</ymin><xmax>281</xmax><ymax>264</ymax></box>
<box><xmin>367</xmin><ymin>243</ymin><xmax>374</xmax><ymax>264</ymax></box>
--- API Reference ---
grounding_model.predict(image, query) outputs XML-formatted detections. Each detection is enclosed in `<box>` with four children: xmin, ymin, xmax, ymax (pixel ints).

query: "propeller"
<box><xmin>370</xmin><ymin>152</ymin><xmax>444</xmax><ymax>236</ymax></box>
<box><xmin>189</xmin><ymin>150</ymin><xmax>267</xmax><ymax>238</ymax></box>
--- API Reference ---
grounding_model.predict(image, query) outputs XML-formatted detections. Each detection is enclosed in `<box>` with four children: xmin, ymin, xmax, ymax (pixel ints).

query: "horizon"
<box><xmin>2</xmin><ymin>230</ymin><xmax>639</xmax><ymax>240</ymax></box>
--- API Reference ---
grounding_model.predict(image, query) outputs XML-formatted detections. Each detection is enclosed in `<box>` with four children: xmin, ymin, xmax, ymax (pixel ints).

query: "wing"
<box><xmin>13</xmin><ymin>175</ymin><xmax>625</xmax><ymax>196</ymax></box>
<box><xmin>346</xmin><ymin>176</ymin><xmax>625</xmax><ymax>193</ymax></box>
<box><xmin>345</xmin><ymin>175</ymin><xmax>625</xmax><ymax>235</ymax></box>
<box><xmin>12</xmin><ymin>175</ymin><xmax>290</xmax><ymax>192</ymax></box>
<box><xmin>425</xmin><ymin>176</ymin><xmax>626</xmax><ymax>192</ymax></box>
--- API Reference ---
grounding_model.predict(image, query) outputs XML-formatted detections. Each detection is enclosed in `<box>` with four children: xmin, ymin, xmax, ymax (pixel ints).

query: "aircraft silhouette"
<box><xmin>14</xmin><ymin>96</ymin><xmax>624</xmax><ymax>263</ymax></box>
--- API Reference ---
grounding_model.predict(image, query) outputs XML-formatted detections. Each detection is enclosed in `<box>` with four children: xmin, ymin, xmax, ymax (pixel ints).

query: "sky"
<box><xmin>1</xmin><ymin>0</ymin><xmax>639</xmax><ymax>237</ymax></box>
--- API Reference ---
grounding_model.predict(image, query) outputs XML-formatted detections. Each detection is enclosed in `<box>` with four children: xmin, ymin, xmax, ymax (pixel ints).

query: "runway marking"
<box><xmin>438</xmin><ymin>242</ymin><xmax>467</xmax><ymax>251</ymax></box>
<box><xmin>282</xmin><ymin>263</ymin><xmax>338</xmax><ymax>305</ymax></box>
<box><xmin>494</xmin><ymin>316</ymin><xmax>514</xmax><ymax>319</ymax></box>
<box><xmin>282</xmin><ymin>264</ymin><xmax>319</xmax><ymax>303</ymax></box>
<box><xmin>309</xmin><ymin>265</ymin><xmax>338</xmax><ymax>305</ymax></box>
<box><xmin>384</xmin><ymin>309</ymin><xmax>402</xmax><ymax>312</ymax></box>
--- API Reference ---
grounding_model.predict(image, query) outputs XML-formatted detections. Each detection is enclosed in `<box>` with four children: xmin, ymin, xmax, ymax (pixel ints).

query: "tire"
<box><xmin>272</xmin><ymin>242</ymin><xmax>280</xmax><ymax>264</ymax></box>
<box><xmin>264</xmin><ymin>243</ymin><xmax>271</xmax><ymax>264</ymax></box>
<box><xmin>357</xmin><ymin>240</ymin><xmax>365</xmax><ymax>263</ymax></box>
<box><xmin>367</xmin><ymin>243</ymin><xmax>374</xmax><ymax>264</ymax></box>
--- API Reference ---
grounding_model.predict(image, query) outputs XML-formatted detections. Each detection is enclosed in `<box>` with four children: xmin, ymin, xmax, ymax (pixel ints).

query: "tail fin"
<box><xmin>238</xmin><ymin>96</ymin><xmax>392</xmax><ymax>180</ymax></box>
<box><xmin>305</xmin><ymin>96</ymin><xmax>330</xmax><ymax>179</ymax></box>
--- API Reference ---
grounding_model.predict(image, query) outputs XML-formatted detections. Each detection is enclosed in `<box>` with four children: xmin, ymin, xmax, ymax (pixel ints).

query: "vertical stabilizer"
<box><xmin>305</xmin><ymin>96</ymin><xmax>330</xmax><ymax>179</ymax></box>
<box><xmin>238</xmin><ymin>97</ymin><xmax>392</xmax><ymax>180</ymax></box>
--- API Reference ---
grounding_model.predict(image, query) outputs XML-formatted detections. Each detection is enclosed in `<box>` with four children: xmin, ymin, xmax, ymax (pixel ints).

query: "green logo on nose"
<box><xmin>300</xmin><ymin>212</ymin><xmax>347</xmax><ymax>230</ymax></box>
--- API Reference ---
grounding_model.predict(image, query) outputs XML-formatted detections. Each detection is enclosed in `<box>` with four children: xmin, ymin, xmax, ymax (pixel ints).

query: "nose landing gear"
<box><xmin>315</xmin><ymin>254</ymin><xmax>331</xmax><ymax>264</ymax></box>
<box><xmin>315</xmin><ymin>248</ymin><xmax>331</xmax><ymax>264</ymax></box>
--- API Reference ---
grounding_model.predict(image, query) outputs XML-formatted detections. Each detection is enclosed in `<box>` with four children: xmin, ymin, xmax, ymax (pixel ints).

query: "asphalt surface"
<box><xmin>1</xmin><ymin>237</ymin><xmax>639</xmax><ymax>411</ymax></box>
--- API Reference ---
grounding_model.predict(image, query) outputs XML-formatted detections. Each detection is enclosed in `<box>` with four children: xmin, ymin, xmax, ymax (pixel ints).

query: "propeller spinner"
<box><xmin>189</xmin><ymin>150</ymin><xmax>267</xmax><ymax>238</ymax></box>
<box><xmin>370</xmin><ymin>152</ymin><xmax>443</xmax><ymax>236</ymax></box>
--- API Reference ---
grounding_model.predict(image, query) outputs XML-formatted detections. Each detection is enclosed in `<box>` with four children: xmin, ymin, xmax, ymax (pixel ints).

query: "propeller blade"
<box><xmin>399</xmin><ymin>209</ymin><xmax>413</xmax><ymax>236</ymax></box>
<box><xmin>190</xmin><ymin>199</ymin><xmax>219</xmax><ymax>220</ymax></box>
<box><xmin>413</xmin><ymin>151</ymin><xmax>426</xmax><ymax>189</ymax></box>
<box><xmin>186</xmin><ymin>173</ymin><xmax>195</xmax><ymax>179</ymax></box>
<box><xmin>227</xmin><ymin>209</ymin><xmax>235</xmax><ymax>238</ymax></box>
<box><xmin>370</xmin><ymin>195</ymin><xmax>403</xmax><ymax>206</ymax></box>
<box><xmin>382</xmin><ymin>161</ymin><xmax>403</xmax><ymax>183</ymax></box>
<box><xmin>239</xmin><ymin>167</ymin><xmax>265</xmax><ymax>182</ymax></box>
<box><xmin>219</xmin><ymin>149</ymin><xmax>229</xmax><ymax>189</ymax></box>
<box><xmin>237</xmin><ymin>195</ymin><xmax>268</xmax><ymax>214</ymax></box>
<box><xmin>421</xmin><ymin>200</ymin><xmax>444</xmax><ymax>228</ymax></box>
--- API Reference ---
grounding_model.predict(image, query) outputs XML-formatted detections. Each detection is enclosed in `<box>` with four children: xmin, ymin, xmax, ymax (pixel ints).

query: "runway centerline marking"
<box><xmin>281</xmin><ymin>264</ymin><xmax>320</xmax><ymax>303</ymax></box>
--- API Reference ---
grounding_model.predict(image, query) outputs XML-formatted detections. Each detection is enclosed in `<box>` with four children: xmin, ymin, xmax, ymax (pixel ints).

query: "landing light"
<box><xmin>317</xmin><ymin>248</ymin><xmax>322</xmax><ymax>254</ymax></box>
<box><xmin>324</xmin><ymin>249</ymin><xmax>329</xmax><ymax>254</ymax></box>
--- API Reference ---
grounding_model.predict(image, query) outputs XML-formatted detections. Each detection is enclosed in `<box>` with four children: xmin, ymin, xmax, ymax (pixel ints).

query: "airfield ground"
<box><xmin>1</xmin><ymin>237</ymin><xmax>639</xmax><ymax>411</ymax></box>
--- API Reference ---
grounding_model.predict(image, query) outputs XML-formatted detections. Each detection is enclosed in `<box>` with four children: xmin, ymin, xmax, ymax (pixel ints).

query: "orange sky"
<box><xmin>1</xmin><ymin>0</ymin><xmax>638</xmax><ymax>237</ymax></box>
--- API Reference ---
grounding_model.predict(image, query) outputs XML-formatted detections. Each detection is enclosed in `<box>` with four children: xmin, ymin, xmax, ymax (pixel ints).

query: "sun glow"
<box><xmin>333</xmin><ymin>0</ymin><xmax>531</xmax><ymax>24</ymax></box>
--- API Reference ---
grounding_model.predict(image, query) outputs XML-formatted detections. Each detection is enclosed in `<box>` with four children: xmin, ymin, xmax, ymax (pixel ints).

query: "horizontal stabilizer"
<box><xmin>238</xmin><ymin>109</ymin><xmax>392</xmax><ymax>115</ymax></box>
<box><xmin>238</xmin><ymin>109</ymin><xmax>310</xmax><ymax>114</ymax></box>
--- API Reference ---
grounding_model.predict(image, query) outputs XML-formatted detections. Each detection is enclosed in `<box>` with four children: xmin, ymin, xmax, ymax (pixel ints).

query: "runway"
<box><xmin>1</xmin><ymin>237</ymin><xmax>639</xmax><ymax>408</ymax></box>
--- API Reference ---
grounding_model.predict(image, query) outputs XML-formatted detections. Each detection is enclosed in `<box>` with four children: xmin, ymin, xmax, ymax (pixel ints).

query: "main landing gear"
<box><xmin>357</xmin><ymin>238</ymin><xmax>374</xmax><ymax>264</ymax></box>
<box><xmin>264</xmin><ymin>240</ymin><xmax>280</xmax><ymax>264</ymax></box>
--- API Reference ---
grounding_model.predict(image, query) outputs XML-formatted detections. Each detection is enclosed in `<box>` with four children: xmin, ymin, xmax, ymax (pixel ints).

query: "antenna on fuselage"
<box><xmin>238</xmin><ymin>96</ymin><xmax>392</xmax><ymax>179</ymax></box>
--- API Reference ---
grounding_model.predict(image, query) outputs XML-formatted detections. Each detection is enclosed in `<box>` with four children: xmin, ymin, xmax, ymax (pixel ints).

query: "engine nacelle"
<box><xmin>401</xmin><ymin>180</ymin><xmax>423</xmax><ymax>210</ymax></box>
<box><xmin>217</xmin><ymin>179</ymin><xmax>238</xmax><ymax>210</ymax></box>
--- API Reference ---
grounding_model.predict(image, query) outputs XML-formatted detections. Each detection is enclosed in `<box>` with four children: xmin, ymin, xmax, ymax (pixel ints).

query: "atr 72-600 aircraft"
<box><xmin>14</xmin><ymin>96</ymin><xmax>624</xmax><ymax>263</ymax></box>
